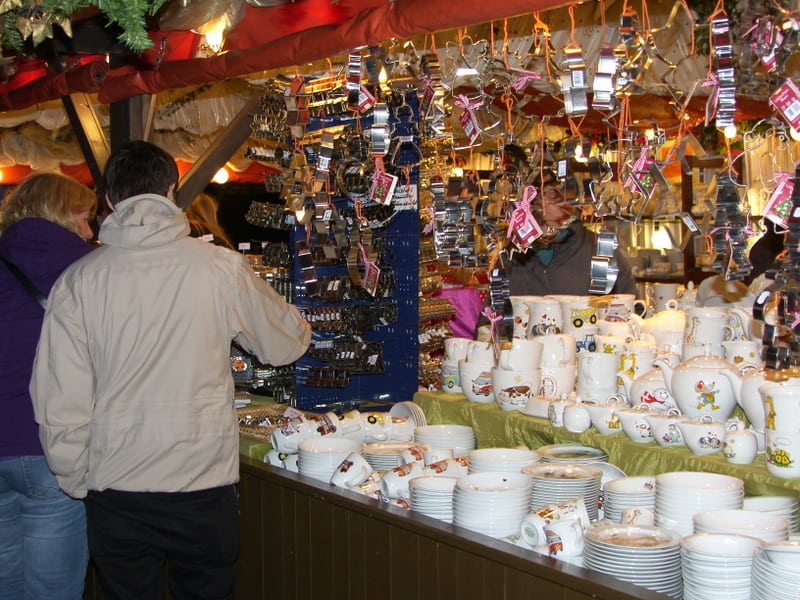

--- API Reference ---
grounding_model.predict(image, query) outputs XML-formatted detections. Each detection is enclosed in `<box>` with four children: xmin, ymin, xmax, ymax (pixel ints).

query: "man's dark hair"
<box><xmin>103</xmin><ymin>141</ymin><xmax>179</xmax><ymax>206</ymax></box>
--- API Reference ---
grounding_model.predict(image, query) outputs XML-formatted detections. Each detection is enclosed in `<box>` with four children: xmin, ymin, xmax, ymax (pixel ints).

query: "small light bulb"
<box><xmin>213</xmin><ymin>168</ymin><xmax>229</xmax><ymax>184</ymax></box>
<box><xmin>723</xmin><ymin>125</ymin><xmax>738</xmax><ymax>140</ymax></box>
<box><xmin>790</xmin><ymin>127</ymin><xmax>800</xmax><ymax>142</ymax></box>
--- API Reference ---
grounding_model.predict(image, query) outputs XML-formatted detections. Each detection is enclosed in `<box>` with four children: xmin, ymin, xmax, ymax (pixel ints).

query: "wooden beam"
<box><xmin>61</xmin><ymin>92</ymin><xmax>110</xmax><ymax>189</ymax></box>
<box><xmin>175</xmin><ymin>92</ymin><xmax>261</xmax><ymax>209</ymax></box>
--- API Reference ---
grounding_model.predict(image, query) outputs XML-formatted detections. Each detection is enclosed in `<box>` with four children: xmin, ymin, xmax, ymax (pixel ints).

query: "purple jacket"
<box><xmin>0</xmin><ymin>218</ymin><xmax>92</xmax><ymax>459</ymax></box>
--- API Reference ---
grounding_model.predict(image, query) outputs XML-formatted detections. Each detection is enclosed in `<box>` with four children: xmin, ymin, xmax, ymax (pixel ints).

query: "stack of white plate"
<box><xmin>297</xmin><ymin>438</ymin><xmax>364</xmax><ymax>482</ymax></box>
<box><xmin>583</xmin><ymin>524</ymin><xmax>683</xmax><ymax>598</ymax></box>
<box><xmin>363</xmin><ymin>441</ymin><xmax>419</xmax><ymax>470</ymax></box>
<box><xmin>535</xmin><ymin>444</ymin><xmax>608</xmax><ymax>464</ymax></box>
<box><xmin>744</xmin><ymin>496</ymin><xmax>800</xmax><ymax>533</ymax></box>
<box><xmin>655</xmin><ymin>471</ymin><xmax>744</xmax><ymax>537</ymax></box>
<box><xmin>523</xmin><ymin>463</ymin><xmax>604</xmax><ymax>521</ymax></box>
<box><xmin>694</xmin><ymin>509</ymin><xmax>790</xmax><ymax>543</ymax></box>
<box><xmin>389</xmin><ymin>401</ymin><xmax>428</xmax><ymax>427</ymax></box>
<box><xmin>467</xmin><ymin>447</ymin><xmax>541</xmax><ymax>474</ymax></box>
<box><xmin>409</xmin><ymin>476</ymin><xmax>458</xmax><ymax>523</ymax></box>
<box><xmin>751</xmin><ymin>543</ymin><xmax>800</xmax><ymax>599</ymax></box>
<box><xmin>453</xmin><ymin>472</ymin><xmax>534</xmax><ymax>538</ymax></box>
<box><xmin>414</xmin><ymin>424</ymin><xmax>476</xmax><ymax>457</ymax></box>
<box><xmin>681</xmin><ymin>533</ymin><xmax>763</xmax><ymax>600</ymax></box>
<box><xmin>602</xmin><ymin>476</ymin><xmax>656</xmax><ymax>524</ymax></box>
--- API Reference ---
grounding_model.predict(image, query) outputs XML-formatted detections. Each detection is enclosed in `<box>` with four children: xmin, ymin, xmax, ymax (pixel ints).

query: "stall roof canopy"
<box><xmin>0</xmin><ymin>0</ymin><xmax>572</xmax><ymax>112</ymax></box>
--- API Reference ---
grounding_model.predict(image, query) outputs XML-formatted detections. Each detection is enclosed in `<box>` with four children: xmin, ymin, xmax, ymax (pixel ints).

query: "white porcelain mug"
<box><xmin>559</xmin><ymin>296</ymin><xmax>598</xmax><ymax>337</ymax></box>
<box><xmin>458</xmin><ymin>359</ymin><xmax>495</xmax><ymax>404</ymax></box>
<box><xmin>509</xmin><ymin>295</ymin><xmax>532</xmax><ymax>339</ymax></box>
<box><xmin>577</xmin><ymin>351</ymin><xmax>619</xmax><ymax>395</ymax></box>
<box><xmin>444</xmin><ymin>336</ymin><xmax>472</xmax><ymax>362</ymax></box>
<box><xmin>538</xmin><ymin>364</ymin><xmax>577</xmax><ymax>398</ymax></box>
<box><xmin>331</xmin><ymin>451</ymin><xmax>374</xmax><ymax>488</ymax></box>
<box><xmin>492</xmin><ymin>367</ymin><xmax>541</xmax><ymax>412</ymax></box>
<box><xmin>527</xmin><ymin>296</ymin><xmax>564</xmax><ymax>336</ymax></box>
<box><xmin>544</xmin><ymin>518</ymin><xmax>585</xmax><ymax>558</ymax></box>
<box><xmin>647</xmin><ymin>283</ymin><xmax>680</xmax><ymax>313</ymax></box>
<box><xmin>538</xmin><ymin>334</ymin><xmax>577</xmax><ymax>368</ymax></box>
<box><xmin>722</xmin><ymin>340</ymin><xmax>762</xmax><ymax>373</ymax></box>
<box><xmin>379</xmin><ymin>461</ymin><xmax>424</xmax><ymax>499</ymax></box>
<box><xmin>498</xmin><ymin>338</ymin><xmax>543</xmax><ymax>371</ymax></box>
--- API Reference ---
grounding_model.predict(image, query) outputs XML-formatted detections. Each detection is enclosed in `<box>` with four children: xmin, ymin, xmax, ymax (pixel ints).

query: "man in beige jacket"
<box><xmin>31</xmin><ymin>141</ymin><xmax>311</xmax><ymax>600</ymax></box>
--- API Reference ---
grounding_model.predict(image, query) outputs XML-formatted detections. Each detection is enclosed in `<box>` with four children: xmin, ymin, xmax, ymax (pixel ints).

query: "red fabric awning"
<box><xmin>0</xmin><ymin>0</ymin><xmax>567</xmax><ymax>111</ymax></box>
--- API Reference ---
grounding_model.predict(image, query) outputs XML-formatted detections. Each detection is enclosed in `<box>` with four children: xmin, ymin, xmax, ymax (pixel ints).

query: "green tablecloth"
<box><xmin>413</xmin><ymin>390</ymin><xmax>800</xmax><ymax>498</ymax></box>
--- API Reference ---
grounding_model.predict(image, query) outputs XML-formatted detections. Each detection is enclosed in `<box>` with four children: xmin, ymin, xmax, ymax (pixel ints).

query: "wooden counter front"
<box><xmin>235</xmin><ymin>456</ymin><xmax>671</xmax><ymax>600</ymax></box>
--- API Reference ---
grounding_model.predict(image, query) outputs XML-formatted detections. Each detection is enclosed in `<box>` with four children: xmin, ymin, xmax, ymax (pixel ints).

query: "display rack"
<box><xmin>290</xmin><ymin>205</ymin><xmax>420</xmax><ymax>410</ymax></box>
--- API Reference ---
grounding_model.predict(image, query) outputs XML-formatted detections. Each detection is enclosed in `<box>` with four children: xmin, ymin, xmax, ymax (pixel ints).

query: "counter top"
<box><xmin>413</xmin><ymin>390</ymin><xmax>800</xmax><ymax>498</ymax></box>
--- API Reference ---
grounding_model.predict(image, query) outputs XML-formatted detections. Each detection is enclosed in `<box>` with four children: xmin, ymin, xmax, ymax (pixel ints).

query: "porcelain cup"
<box><xmin>765</xmin><ymin>429</ymin><xmax>800</xmax><ymax>478</ymax></box>
<box><xmin>498</xmin><ymin>338</ymin><xmax>543</xmax><ymax>371</ymax></box>
<box><xmin>444</xmin><ymin>336</ymin><xmax>472</xmax><ymax>362</ymax></box>
<box><xmin>585</xmin><ymin>400</ymin><xmax>628</xmax><ymax>435</ymax></box>
<box><xmin>379</xmin><ymin>461</ymin><xmax>424</xmax><ymax>499</ymax></box>
<box><xmin>492</xmin><ymin>367</ymin><xmax>541</xmax><ymax>412</ymax></box>
<box><xmin>538</xmin><ymin>334</ymin><xmax>576</xmax><ymax>368</ymax></box>
<box><xmin>647</xmin><ymin>283</ymin><xmax>680</xmax><ymax>313</ymax></box>
<box><xmin>331</xmin><ymin>451</ymin><xmax>374</xmax><ymax>488</ymax></box>
<box><xmin>722</xmin><ymin>340</ymin><xmax>762</xmax><ymax>374</ymax></box>
<box><xmin>509</xmin><ymin>295</ymin><xmax>533</xmax><ymax>339</ymax></box>
<box><xmin>526</xmin><ymin>296</ymin><xmax>564</xmax><ymax>336</ymax></box>
<box><xmin>644</xmin><ymin>409</ymin><xmax>688</xmax><ymax>448</ymax></box>
<box><xmin>544</xmin><ymin>518</ymin><xmax>585</xmax><ymax>558</ymax></box>
<box><xmin>558</xmin><ymin>295</ymin><xmax>598</xmax><ymax>337</ymax></box>
<box><xmin>422</xmin><ymin>448</ymin><xmax>453</xmax><ymax>465</ymax></box>
<box><xmin>676</xmin><ymin>415</ymin><xmax>726</xmax><ymax>455</ymax></box>
<box><xmin>538</xmin><ymin>364</ymin><xmax>577</xmax><ymax>397</ymax></box>
<box><xmin>577</xmin><ymin>351</ymin><xmax>619</xmax><ymax>394</ymax></box>
<box><xmin>458</xmin><ymin>358</ymin><xmax>495</xmax><ymax>404</ymax></box>
<box><xmin>760</xmin><ymin>380</ymin><xmax>800</xmax><ymax>432</ymax></box>
<box><xmin>440</xmin><ymin>358</ymin><xmax>462</xmax><ymax>393</ymax></box>
<box><xmin>616</xmin><ymin>405</ymin><xmax>657</xmax><ymax>443</ymax></box>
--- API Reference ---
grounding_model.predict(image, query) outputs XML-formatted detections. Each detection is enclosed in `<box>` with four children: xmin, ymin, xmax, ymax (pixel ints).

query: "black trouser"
<box><xmin>85</xmin><ymin>485</ymin><xmax>239</xmax><ymax>600</ymax></box>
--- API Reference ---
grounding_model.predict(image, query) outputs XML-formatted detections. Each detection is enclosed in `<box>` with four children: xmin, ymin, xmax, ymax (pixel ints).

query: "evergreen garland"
<box><xmin>0</xmin><ymin>0</ymin><xmax>169</xmax><ymax>54</ymax></box>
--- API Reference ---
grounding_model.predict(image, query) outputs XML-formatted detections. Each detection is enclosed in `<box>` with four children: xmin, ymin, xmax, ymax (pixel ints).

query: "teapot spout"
<box><xmin>721</xmin><ymin>367</ymin><xmax>744</xmax><ymax>407</ymax></box>
<box><xmin>652</xmin><ymin>358</ymin><xmax>675</xmax><ymax>396</ymax></box>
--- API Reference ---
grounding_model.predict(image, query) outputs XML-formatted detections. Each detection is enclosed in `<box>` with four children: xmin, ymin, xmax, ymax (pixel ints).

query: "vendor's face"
<box><xmin>539</xmin><ymin>184</ymin><xmax>577</xmax><ymax>228</ymax></box>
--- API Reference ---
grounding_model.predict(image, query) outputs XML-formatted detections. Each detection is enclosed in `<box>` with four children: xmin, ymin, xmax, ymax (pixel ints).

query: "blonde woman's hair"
<box><xmin>186</xmin><ymin>192</ymin><xmax>234</xmax><ymax>249</ymax></box>
<box><xmin>0</xmin><ymin>172</ymin><xmax>97</xmax><ymax>237</ymax></box>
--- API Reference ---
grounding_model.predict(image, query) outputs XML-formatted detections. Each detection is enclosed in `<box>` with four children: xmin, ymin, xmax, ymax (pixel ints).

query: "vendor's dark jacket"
<box><xmin>508</xmin><ymin>222</ymin><xmax>637</xmax><ymax>296</ymax></box>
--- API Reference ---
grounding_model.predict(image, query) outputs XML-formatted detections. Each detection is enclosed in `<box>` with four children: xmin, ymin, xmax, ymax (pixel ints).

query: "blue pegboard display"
<box><xmin>290</xmin><ymin>205</ymin><xmax>420</xmax><ymax>410</ymax></box>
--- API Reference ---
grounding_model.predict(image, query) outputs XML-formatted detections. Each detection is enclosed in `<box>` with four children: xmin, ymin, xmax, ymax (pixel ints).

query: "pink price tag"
<box><xmin>458</xmin><ymin>108</ymin><xmax>481</xmax><ymax>144</ymax></box>
<box><xmin>507</xmin><ymin>205</ymin><xmax>543</xmax><ymax>251</ymax></box>
<box><xmin>370</xmin><ymin>170</ymin><xmax>398</xmax><ymax>206</ymax></box>
<box><xmin>764</xmin><ymin>174</ymin><xmax>794</xmax><ymax>228</ymax></box>
<box><xmin>770</xmin><ymin>79</ymin><xmax>800</xmax><ymax>131</ymax></box>
<box><xmin>363</xmin><ymin>260</ymin><xmax>381</xmax><ymax>296</ymax></box>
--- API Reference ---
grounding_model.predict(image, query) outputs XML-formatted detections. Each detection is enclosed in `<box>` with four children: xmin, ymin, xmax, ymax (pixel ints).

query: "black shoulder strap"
<box><xmin>0</xmin><ymin>255</ymin><xmax>47</xmax><ymax>309</ymax></box>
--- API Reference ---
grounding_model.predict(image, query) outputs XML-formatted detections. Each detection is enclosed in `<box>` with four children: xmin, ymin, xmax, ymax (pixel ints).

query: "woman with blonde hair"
<box><xmin>186</xmin><ymin>192</ymin><xmax>235</xmax><ymax>249</ymax></box>
<box><xmin>0</xmin><ymin>172</ymin><xmax>96</xmax><ymax>599</ymax></box>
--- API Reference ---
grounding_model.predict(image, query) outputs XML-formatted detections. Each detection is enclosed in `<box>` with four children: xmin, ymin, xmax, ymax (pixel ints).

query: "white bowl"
<box><xmin>761</xmin><ymin>540</ymin><xmax>800</xmax><ymax>567</ymax></box>
<box><xmin>681</xmin><ymin>532</ymin><xmax>764</xmax><ymax>557</ymax></box>
<box><xmin>455</xmin><ymin>471</ymin><xmax>533</xmax><ymax>493</ymax></box>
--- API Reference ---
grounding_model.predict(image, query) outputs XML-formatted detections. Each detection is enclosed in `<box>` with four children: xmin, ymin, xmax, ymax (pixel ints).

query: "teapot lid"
<box><xmin>681</xmin><ymin>346</ymin><xmax>729</xmax><ymax>367</ymax></box>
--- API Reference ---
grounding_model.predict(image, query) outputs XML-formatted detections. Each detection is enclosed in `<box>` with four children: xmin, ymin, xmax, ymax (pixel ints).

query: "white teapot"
<box><xmin>618</xmin><ymin>367</ymin><xmax>678</xmax><ymax>412</ymax></box>
<box><xmin>639</xmin><ymin>308</ymin><xmax>685</xmax><ymax>355</ymax></box>
<box><xmin>653</xmin><ymin>345</ymin><xmax>741</xmax><ymax>420</ymax></box>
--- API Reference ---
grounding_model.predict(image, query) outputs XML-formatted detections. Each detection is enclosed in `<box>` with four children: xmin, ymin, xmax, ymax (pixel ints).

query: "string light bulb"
<box><xmin>213</xmin><ymin>167</ymin><xmax>230</xmax><ymax>184</ymax></box>
<box><xmin>723</xmin><ymin>125</ymin><xmax>738</xmax><ymax>140</ymax></box>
